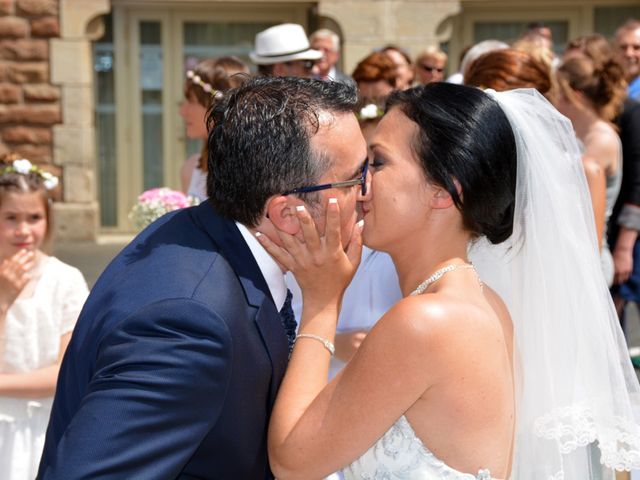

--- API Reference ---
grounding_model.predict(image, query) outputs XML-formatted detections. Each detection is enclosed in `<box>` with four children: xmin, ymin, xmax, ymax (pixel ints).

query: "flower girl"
<box><xmin>0</xmin><ymin>157</ymin><xmax>88</xmax><ymax>479</ymax></box>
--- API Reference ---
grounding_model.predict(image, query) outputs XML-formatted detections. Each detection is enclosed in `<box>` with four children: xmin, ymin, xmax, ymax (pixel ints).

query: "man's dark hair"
<box><xmin>206</xmin><ymin>76</ymin><xmax>358</xmax><ymax>226</ymax></box>
<box><xmin>386</xmin><ymin>83</ymin><xmax>517</xmax><ymax>244</ymax></box>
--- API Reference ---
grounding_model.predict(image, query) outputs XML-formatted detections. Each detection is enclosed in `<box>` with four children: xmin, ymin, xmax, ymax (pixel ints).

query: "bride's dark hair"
<box><xmin>386</xmin><ymin>83</ymin><xmax>517</xmax><ymax>244</ymax></box>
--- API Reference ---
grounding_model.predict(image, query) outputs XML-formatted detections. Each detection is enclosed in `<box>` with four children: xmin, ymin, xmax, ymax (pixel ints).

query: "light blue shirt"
<box><xmin>629</xmin><ymin>75</ymin><xmax>640</xmax><ymax>101</ymax></box>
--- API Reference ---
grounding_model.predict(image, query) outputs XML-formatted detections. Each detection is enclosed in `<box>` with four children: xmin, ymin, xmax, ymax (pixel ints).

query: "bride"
<box><xmin>257</xmin><ymin>83</ymin><xmax>640</xmax><ymax>479</ymax></box>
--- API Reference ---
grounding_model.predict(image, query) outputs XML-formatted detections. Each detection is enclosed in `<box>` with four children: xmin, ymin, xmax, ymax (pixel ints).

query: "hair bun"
<box><xmin>483</xmin><ymin>200</ymin><xmax>515</xmax><ymax>244</ymax></box>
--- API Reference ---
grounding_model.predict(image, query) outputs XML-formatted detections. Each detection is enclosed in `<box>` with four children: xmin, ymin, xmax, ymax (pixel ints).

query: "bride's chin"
<box><xmin>361</xmin><ymin>227</ymin><xmax>376</xmax><ymax>249</ymax></box>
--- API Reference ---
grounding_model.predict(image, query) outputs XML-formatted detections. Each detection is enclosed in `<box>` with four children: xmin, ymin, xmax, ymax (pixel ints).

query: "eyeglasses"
<box><xmin>419</xmin><ymin>64</ymin><xmax>444</xmax><ymax>73</ymax></box>
<box><xmin>283</xmin><ymin>160</ymin><xmax>369</xmax><ymax>197</ymax></box>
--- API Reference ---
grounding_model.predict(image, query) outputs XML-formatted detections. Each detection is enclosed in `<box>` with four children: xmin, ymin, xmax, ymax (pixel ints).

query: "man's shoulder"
<box><xmin>85</xmin><ymin>208</ymin><xmax>246</xmax><ymax>316</ymax></box>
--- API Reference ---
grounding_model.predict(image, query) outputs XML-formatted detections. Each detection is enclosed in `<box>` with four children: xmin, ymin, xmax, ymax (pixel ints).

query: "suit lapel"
<box><xmin>192</xmin><ymin>202</ymin><xmax>289</xmax><ymax>405</ymax></box>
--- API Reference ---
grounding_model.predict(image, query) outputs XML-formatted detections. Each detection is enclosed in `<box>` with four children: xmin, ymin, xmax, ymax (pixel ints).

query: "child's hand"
<box><xmin>0</xmin><ymin>249</ymin><xmax>34</xmax><ymax>311</ymax></box>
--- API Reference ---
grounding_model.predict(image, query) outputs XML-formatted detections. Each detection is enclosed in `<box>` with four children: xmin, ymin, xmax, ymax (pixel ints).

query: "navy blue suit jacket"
<box><xmin>37</xmin><ymin>202</ymin><xmax>290</xmax><ymax>479</ymax></box>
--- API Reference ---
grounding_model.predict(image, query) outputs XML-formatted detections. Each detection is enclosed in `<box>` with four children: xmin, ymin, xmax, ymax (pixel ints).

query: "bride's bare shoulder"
<box><xmin>371</xmin><ymin>292</ymin><xmax>497</xmax><ymax>355</ymax></box>
<box><xmin>371</xmin><ymin>291</ymin><xmax>510</xmax><ymax>366</ymax></box>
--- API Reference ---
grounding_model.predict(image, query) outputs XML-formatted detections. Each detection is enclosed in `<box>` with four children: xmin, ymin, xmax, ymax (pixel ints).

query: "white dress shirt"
<box><xmin>236</xmin><ymin>222</ymin><xmax>287</xmax><ymax>311</ymax></box>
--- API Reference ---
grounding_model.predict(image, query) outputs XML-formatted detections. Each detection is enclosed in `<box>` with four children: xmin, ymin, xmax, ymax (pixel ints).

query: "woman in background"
<box><xmin>414</xmin><ymin>46</ymin><xmax>447</xmax><ymax>85</ymax></box>
<box><xmin>381</xmin><ymin>45</ymin><xmax>414</xmax><ymax>89</ymax></box>
<box><xmin>351</xmin><ymin>52</ymin><xmax>398</xmax><ymax>99</ymax></box>
<box><xmin>557</xmin><ymin>39</ymin><xmax>627</xmax><ymax>285</ymax></box>
<box><xmin>179</xmin><ymin>56</ymin><xmax>249</xmax><ymax>201</ymax></box>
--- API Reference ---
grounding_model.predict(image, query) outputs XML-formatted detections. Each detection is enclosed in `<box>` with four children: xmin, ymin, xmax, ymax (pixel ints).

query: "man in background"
<box><xmin>250</xmin><ymin>23</ymin><xmax>321</xmax><ymax>78</ymax></box>
<box><xmin>615</xmin><ymin>19</ymin><xmax>640</xmax><ymax>100</ymax></box>
<box><xmin>309</xmin><ymin>28</ymin><xmax>354</xmax><ymax>85</ymax></box>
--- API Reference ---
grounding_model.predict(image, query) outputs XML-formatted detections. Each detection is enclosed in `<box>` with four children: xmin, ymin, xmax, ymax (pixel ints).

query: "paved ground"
<box><xmin>53</xmin><ymin>237</ymin><xmax>640</xmax><ymax>369</ymax></box>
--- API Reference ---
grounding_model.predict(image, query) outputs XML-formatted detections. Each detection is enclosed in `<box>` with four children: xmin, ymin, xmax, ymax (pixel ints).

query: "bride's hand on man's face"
<box><xmin>257</xmin><ymin>198</ymin><xmax>363</xmax><ymax>309</ymax></box>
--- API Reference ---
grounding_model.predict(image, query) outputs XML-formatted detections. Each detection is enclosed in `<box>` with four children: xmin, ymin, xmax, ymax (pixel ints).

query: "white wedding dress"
<box><xmin>344</xmin><ymin>88</ymin><xmax>640</xmax><ymax>479</ymax></box>
<box><xmin>343</xmin><ymin>416</ymin><xmax>492</xmax><ymax>480</ymax></box>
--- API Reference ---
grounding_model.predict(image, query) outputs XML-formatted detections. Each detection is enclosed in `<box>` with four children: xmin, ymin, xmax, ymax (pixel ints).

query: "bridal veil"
<box><xmin>469</xmin><ymin>88</ymin><xmax>640</xmax><ymax>478</ymax></box>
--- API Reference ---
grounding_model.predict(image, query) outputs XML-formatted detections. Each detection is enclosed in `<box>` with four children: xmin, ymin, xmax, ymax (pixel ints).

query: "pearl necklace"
<box><xmin>410</xmin><ymin>263</ymin><xmax>482</xmax><ymax>296</ymax></box>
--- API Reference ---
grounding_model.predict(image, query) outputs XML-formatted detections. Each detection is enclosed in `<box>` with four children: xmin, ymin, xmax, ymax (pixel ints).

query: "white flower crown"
<box><xmin>357</xmin><ymin>103</ymin><xmax>384</xmax><ymax>121</ymax></box>
<box><xmin>0</xmin><ymin>159</ymin><xmax>59</xmax><ymax>190</ymax></box>
<box><xmin>186</xmin><ymin>70</ymin><xmax>224</xmax><ymax>99</ymax></box>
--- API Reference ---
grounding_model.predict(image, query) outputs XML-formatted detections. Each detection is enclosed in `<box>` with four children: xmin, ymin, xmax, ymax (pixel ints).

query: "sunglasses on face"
<box><xmin>420</xmin><ymin>64</ymin><xmax>444</xmax><ymax>73</ymax></box>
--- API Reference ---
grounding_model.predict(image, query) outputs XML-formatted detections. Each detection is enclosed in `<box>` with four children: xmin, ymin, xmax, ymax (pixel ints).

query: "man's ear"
<box><xmin>265</xmin><ymin>195</ymin><xmax>301</xmax><ymax>235</ymax></box>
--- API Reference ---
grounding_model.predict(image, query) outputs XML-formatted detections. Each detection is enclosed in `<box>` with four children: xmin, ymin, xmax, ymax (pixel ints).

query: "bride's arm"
<box><xmin>268</xmin><ymin>300</ymin><xmax>444</xmax><ymax>479</ymax></box>
<box><xmin>258</xmin><ymin>203</ymin><xmax>443</xmax><ymax>479</ymax></box>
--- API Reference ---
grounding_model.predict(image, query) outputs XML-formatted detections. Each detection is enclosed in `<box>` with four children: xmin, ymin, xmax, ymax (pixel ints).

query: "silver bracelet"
<box><xmin>294</xmin><ymin>333</ymin><xmax>335</xmax><ymax>356</ymax></box>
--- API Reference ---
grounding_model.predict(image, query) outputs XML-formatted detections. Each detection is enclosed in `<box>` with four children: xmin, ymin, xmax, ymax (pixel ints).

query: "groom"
<box><xmin>37</xmin><ymin>77</ymin><xmax>367</xmax><ymax>479</ymax></box>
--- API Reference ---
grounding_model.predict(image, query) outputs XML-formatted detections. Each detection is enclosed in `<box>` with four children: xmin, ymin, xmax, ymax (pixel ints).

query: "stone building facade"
<box><xmin>0</xmin><ymin>0</ymin><xmax>638</xmax><ymax>240</ymax></box>
<box><xmin>0</xmin><ymin>1</ymin><xmax>61</xmax><ymax>195</ymax></box>
<box><xmin>0</xmin><ymin>0</ymin><xmax>106</xmax><ymax>240</ymax></box>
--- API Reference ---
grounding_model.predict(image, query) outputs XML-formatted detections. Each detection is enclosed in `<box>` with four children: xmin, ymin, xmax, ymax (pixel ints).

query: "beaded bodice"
<box><xmin>342</xmin><ymin>416</ymin><xmax>493</xmax><ymax>480</ymax></box>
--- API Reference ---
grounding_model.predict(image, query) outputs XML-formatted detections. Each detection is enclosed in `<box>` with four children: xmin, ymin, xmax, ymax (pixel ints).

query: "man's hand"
<box><xmin>614</xmin><ymin>246</ymin><xmax>634</xmax><ymax>285</ymax></box>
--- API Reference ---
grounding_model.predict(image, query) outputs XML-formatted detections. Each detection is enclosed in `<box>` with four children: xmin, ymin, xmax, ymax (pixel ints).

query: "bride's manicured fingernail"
<box><xmin>296</xmin><ymin>205</ymin><xmax>306</xmax><ymax>212</ymax></box>
<box><xmin>356</xmin><ymin>219</ymin><xmax>364</xmax><ymax>229</ymax></box>
<box><xmin>328</xmin><ymin>198</ymin><xmax>338</xmax><ymax>204</ymax></box>
<box><xmin>255</xmin><ymin>232</ymin><xmax>263</xmax><ymax>238</ymax></box>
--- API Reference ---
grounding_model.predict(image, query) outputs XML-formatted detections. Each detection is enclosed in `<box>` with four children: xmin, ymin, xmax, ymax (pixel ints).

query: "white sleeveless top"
<box><xmin>187</xmin><ymin>166</ymin><xmax>208</xmax><ymax>202</ymax></box>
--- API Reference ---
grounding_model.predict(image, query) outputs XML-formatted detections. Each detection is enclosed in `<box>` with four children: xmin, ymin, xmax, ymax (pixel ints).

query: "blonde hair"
<box><xmin>415</xmin><ymin>46</ymin><xmax>447</xmax><ymax>64</ymax></box>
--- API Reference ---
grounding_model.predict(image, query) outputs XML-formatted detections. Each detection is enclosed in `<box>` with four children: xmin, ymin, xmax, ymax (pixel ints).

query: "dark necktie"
<box><xmin>279</xmin><ymin>289</ymin><xmax>297</xmax><ymax>354</ymax></box>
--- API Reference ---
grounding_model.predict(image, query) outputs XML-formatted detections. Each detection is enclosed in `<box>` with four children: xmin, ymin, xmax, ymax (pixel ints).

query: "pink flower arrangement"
<box><xmin>129</xmin><ymin>187</ymin><xmax>199</xmax><ymax>229</ymax></box>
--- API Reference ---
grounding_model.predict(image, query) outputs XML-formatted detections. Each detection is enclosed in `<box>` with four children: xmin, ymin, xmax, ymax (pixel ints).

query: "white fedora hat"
<box><xmin>250</xmin><ymin>23</ymin><xmax>322</xmax><ymax>65</ymax></box>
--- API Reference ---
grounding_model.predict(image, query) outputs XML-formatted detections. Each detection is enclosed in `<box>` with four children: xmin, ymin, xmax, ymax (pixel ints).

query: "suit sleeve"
<box><xmin>40</xmin><ymin>298</ymin><xmax>233</xmax><ymax>479</ymax></box>
<box><xmin>616</xmin><ymin>103</ymin><xmax>640</xmax><ymax>230</ymax></box>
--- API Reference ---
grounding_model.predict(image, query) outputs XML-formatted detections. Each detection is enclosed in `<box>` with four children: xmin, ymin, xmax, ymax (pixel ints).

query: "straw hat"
<box><xmin>250</xmin><ymin>24</ymin><xmax>322</xmax><ymax>65</ymax></box>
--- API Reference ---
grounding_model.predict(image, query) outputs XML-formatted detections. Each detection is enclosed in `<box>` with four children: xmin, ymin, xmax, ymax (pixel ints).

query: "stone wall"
<box><xmin>0</xmin><ymin>0</ymin><xmax>61</xmax><ymax>190</ymax></box>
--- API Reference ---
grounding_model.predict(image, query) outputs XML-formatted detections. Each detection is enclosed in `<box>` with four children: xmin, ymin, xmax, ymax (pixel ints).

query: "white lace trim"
<box><xmin>343</xmin><ymin>416</ymin><xmax>493</xmax><ymax>479</ymax></box>
<box><xmin>534</xmin><ymin>403</ymin><xmax>640</xmax><ymax>471</ymax></box>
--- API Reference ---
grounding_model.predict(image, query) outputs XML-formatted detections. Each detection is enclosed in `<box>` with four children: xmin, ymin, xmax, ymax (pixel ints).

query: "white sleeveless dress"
<box><xmin>342</xmin><ymin>416</ymin><xmax>493</xmax><ymax>480</ymax></box>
